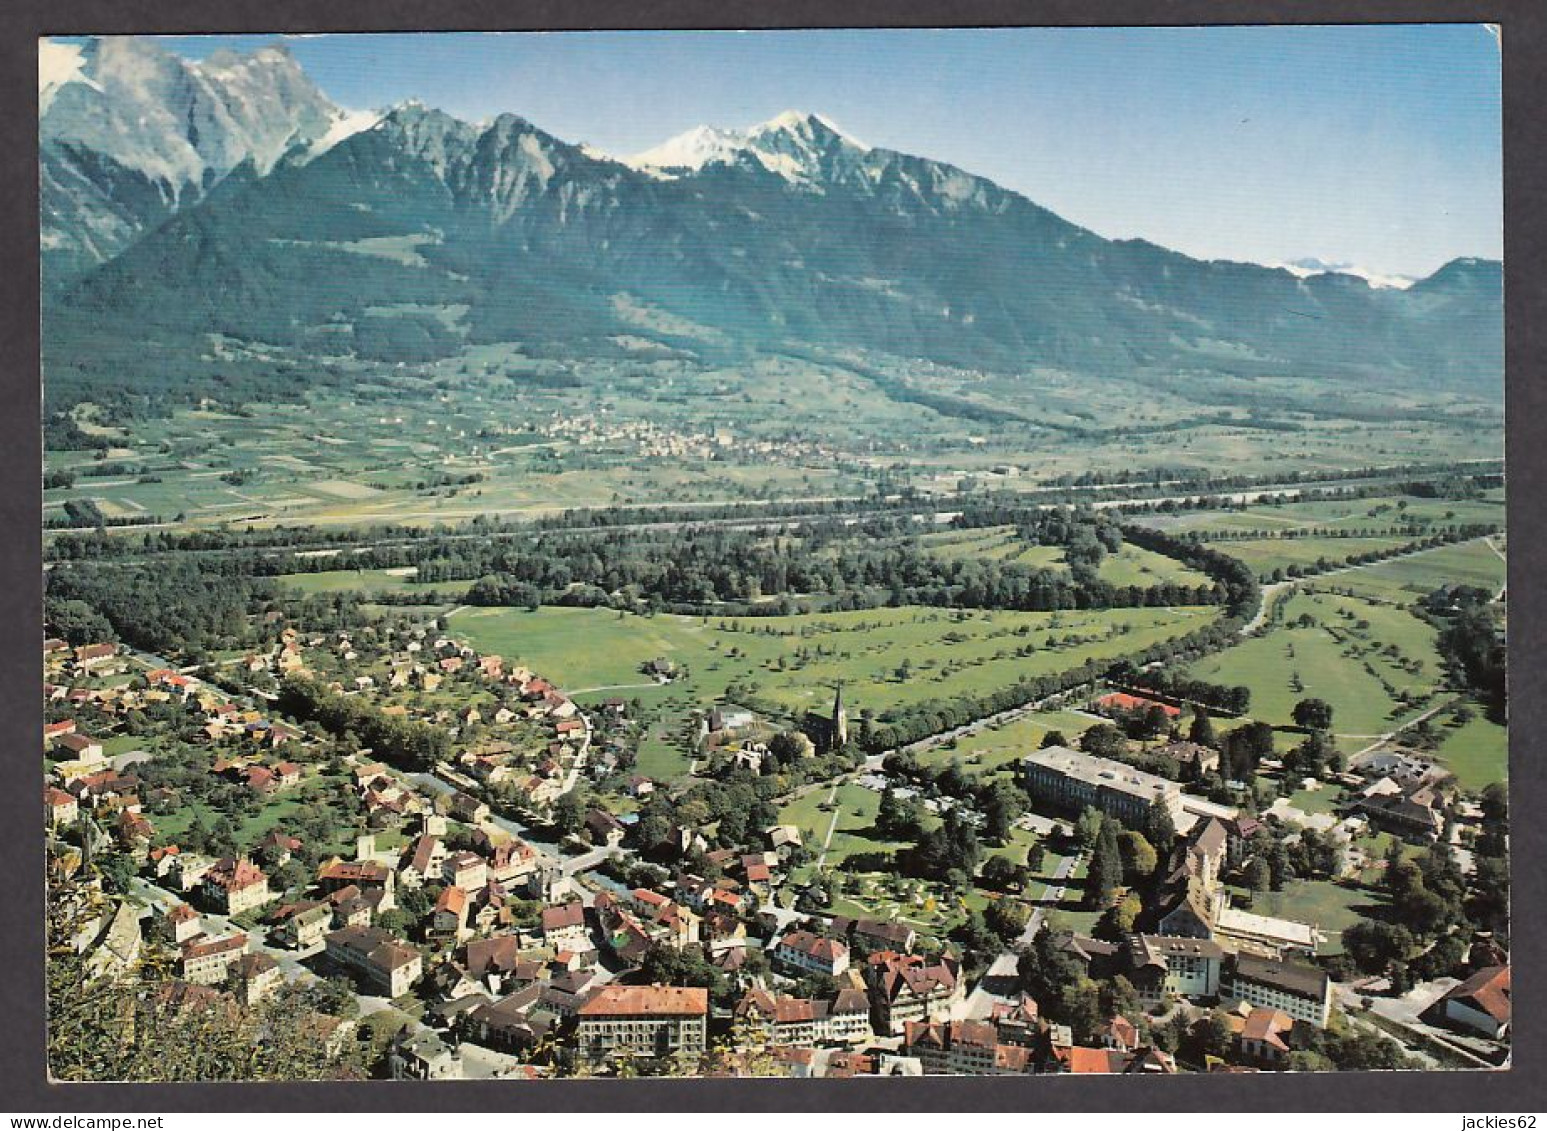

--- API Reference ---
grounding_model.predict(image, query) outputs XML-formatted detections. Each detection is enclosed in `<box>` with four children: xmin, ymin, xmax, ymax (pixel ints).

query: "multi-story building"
<box><xmin>734</xmin><ymin>988</ymin><xmax>874</xmax><ymax>1048</ymax></box>
<box><xmin>326</xmin><ymin>926</ymin><xmax>423</xmax><ymax>998</ymax></box>
<box><xmin>1225</xmin><ymin>953</ymin><xmax>1332</xmax><ymax>1028</ymax></box>
<box><xmin>902</xmin><ymin>1019</ymin><xmax>1035</xmax><ymax>1076</ymax></box>
<box><xmin>774</xmin><ymin>930</ymin><xmax>850</xmax><ymax>977</ymax></box>
<box><xmin>1123</xmin><ymin>935</ymin><xmax>1225</xmax><ymax>1005</ymax></box>
<box><xmin>179</xmin><ymin>932</ymin><xmax>248</xmax><ymax>986</ymax></box>
<box><xmin>443</xmin><ymin>850</ymin><xmax>488</xmax><ymax>893</ymax></box>
<box><xmin>201</xmin><ymin>857</ymin><xmax>273</xmax><ymax>916</ymax></box>
<box><xmin>867</xmin><ymin>951</ymin><xmax>964</xmax><ymax>1036</ymax></box>
<box><xmin>1023</xmin><ymin>746</ymin><xmax>1184</xmax><ymax>828</ymax></box>
<box><xmin>540</xmin><ymin>901</ymin><xmax>591</xmax><ymax>951</ymax></box>
<box><xmin>574</xmin><ymin>984</ymin><xmax>708</xmax><ymax>1065</ymax></box>
<box><xmin>280</xmin><ymin>902</ymin><xmax>334</xmax><ymax>950</ymax></box>
<box><xmin>235</xmin><ymin>952</ymin><xmax>283</xmax><ymax>1005</ymax></box>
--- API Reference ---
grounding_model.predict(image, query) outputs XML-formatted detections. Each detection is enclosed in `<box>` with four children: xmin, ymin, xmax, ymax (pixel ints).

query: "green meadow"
<box><xmin>1187</xmin><ymin>591</ymin><xmax>1439</xmax><ymax>737</ymax></box>
<box><xmin>449</xmin><ymin>603</ymin><xmax>1221</xmax><ymax>721</ymax></box>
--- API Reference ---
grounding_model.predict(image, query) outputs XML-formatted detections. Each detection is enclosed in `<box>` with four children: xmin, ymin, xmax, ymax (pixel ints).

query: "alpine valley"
<box><xmin>44</xmin><ymin>38</ymin><xmax>1500</xmax><ymax>419</ymax></box>
<box><xmin>41</xmin><ymin>34</ymin><xmax>1511</xmax><ymax>1085</ymax></box>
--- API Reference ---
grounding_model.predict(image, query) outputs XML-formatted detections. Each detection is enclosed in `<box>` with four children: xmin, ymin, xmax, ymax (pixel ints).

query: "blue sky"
<box><xmin>146</xmin><ymin>26</ymin><xmax>1499</xmax><ymax>279</ymax></box>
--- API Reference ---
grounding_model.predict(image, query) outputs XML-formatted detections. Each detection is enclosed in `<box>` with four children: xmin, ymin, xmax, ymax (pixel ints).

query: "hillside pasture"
<box><xmin>1187</xmin><ymin>591</ymin><xmax>1439</xmax><ymax>737</ymax></box>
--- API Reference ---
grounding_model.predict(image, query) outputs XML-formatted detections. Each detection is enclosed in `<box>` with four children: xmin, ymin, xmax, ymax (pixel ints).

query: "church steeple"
<box><xmin>831</xmin><ymin>683</ymin><xmax>848</xmax><ymax>748</ymax></box>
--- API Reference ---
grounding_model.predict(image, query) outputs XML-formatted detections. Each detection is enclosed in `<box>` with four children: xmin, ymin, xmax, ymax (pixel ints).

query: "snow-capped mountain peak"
<box><xmin>39</xmin><ymin>35</ymin><xmax>345</xmax><ymax>281</ymax></box>
<box><xmin>305</xmin><ymin>106</ymin><xmax>384</xmax><ymax>158</ymax></box>
<box><xmin>748</xmin><ymin>109</ymin><xmax>867</xmax><ymax>151</ymax></box>
<box><xmin>624</xmin><ymin>110</ymin><xmax>868</xmax><ymax>183</ymax></box>
<box><xmin>625</xmin><ymin>124</ymin><xmax>752</xmax><ymax>174</ymax></box>
<box><xmin>38</xmin><ymin>39</ymin><xmax>101</xmax><ymax>114</ymax></box>
<box><xmin>1273</xmin><ymin>257</ymin><xmax>1416</xmax><ymax>290</ymax></box>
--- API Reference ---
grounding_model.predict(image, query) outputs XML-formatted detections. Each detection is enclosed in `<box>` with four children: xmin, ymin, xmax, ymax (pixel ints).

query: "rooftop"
<box><xmin>1025</xmin><ymin>745</ymin><xmax>1181</xmax><ymax>801</ymax></box>
<box><xmin>576</xmin><ymin>984</ymin><xmax>708</xmax><ymax>1018</ymax></box>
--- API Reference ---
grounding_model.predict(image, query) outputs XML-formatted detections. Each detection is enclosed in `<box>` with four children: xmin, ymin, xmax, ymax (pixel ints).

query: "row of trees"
<box><xmin>862</xmin><ymin>610</ymin><xmax>1249</xmax><ymax>754</ymax></box>
<box><xmin>1106</xmin><ymin>663</ymin><xmax>1251</xmax><ymax>716</ymax></box>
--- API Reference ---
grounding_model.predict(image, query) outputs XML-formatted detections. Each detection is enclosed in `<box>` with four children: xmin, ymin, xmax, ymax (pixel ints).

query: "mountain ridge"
<box><xmin>42</xmin><ymin>44</ymin><xmax>1503</xmax><ymax>404</ymax></box>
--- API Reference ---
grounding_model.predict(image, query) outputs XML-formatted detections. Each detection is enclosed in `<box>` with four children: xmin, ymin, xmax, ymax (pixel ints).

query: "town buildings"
<box><xmin>1023</xmin><ymin>745</ymin><xmax>1185</xmax><ymax>827</ymax></box>
<box><xmin>574</xmin><ymin>984</ymin><xmax>709</xmax><ymax>1064</ymax></box>
<box><xmin>326</xmin><ymin>926</ymin><xmax>424</xmax><ymax>997</ymax></box>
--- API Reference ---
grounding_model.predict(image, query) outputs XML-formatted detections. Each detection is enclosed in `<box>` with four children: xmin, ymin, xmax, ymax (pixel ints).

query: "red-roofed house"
<box><xmin>44</xmin><ymin>787</ymin><xmax>78</xmax><ymax>828</ymax></box>
<box><xmin>1064</xmin><ymin>1046</ymin><xmax>1128</xmax><ymax>1074</ymax></box>
<box><xmin>1096</xmin><ymin>692</ymin><xmax>1181</xmax><ymax>719</ymax></box>
<box><xmin>201</xmin><ymin>857</ymin><xmax>273</xmax><ymax>915</ymax></box>
<box><xmin>180</xmin><ymin>932</ymin><xmax>248</xmax><ymax>985</ymax></box>
<box><xmin>43</xmin><ymin>719</ymin><xmax>76</xmax><ymax>746</ymax></box>
<box><xmin>433</xmin><ymin>886</ymin><xmax>471</xmax><ymax>938</ymax></box>
<box><xmin>868</xmin><ymin>951</ymin><xmax>963</xmax><ymax>1036</ymax></box>
<box><xmin>541</xmin><ymin>901</ymin><xmax>590</xmax><ymax>950</ymax></box>
<box><xmin>1435</xmin><ymin>965</ymin><xmax>1511</xmax><ymax>1039</ymax></box>
<box><xmin>575</xmin><ymin>984</ymin><xmax>708</xmax><ymax>1065</ymax></box>
<box><xmin>775</xmin><ymin>930</ymin><xmax>850</xmax><ymax>977</ymax></box>
<box><xmin>1236</xmin><ymin>1007</ymin><xmax>1295</xmax><ymax>1066</ymax></box>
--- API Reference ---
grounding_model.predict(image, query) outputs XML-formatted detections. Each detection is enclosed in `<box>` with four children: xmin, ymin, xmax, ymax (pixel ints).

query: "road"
<box><xmin>953</xmin><ymin>850</ymin><xmax>1083</xmax><ymax>1021</ymax></box>
<box><xmin>127</xmin><ymin>874</ymin><xmax>320</xmax><ymax>984</ymax></box>
<box><xmin>1238</xmin><ymin>533</ymin><xmax>1499</xmax><ymax>638</ymax></box>
<box><xmin>1020</xmin><ymin>850</ymin><xmax>1083</xmax><ymax>945</ymax></box>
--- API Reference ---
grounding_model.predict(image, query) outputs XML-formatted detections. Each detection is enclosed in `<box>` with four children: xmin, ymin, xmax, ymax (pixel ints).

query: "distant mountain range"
<box><xmin>41</xmin><ymin>37</ymin><xmax>1503</xmax><ymax>397</ymax></box>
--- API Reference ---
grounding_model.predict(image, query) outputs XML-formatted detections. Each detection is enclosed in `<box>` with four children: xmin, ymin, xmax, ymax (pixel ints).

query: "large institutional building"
<box><xmin>1023</xmin><ymin>745</ymin><xmax>1185</xmax><ymax>826</ymax></box>
<box><xmin>575</xmin><ymin>985</ymin><xmax>709</xmax><ymax>1064</ymax></box>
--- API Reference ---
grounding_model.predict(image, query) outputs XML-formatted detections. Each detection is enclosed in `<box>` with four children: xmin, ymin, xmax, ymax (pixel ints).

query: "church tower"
<box><xmin>831</xmin><ymin>683</ymin><xmax>848</xmax><ymax>749</ymax></box>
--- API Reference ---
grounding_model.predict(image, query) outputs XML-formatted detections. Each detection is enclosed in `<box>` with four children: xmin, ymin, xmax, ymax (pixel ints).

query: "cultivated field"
<box><xmin>450</xmin><ymin>603</ymin><xmax>1221</xmax><ymax>719</ymax></box>
<box><xmin>1187</xmin><ymin>591</ymin><xmax>1439</xmax><ymax>737</ymax></box>
<box><xmin>1310</xmin><ymin>537</ymin><xmax>1505</xmax><ymax>604</ymax></box>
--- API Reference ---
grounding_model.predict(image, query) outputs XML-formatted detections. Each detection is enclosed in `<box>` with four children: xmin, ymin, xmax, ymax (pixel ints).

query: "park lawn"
<box><xmin>1149</xmin><ymin>495</ymin><xmax>1504</xmax><ymax>539</ymax></box>
<box><xmin>986</xmin><ymin>825</ymin><xmax>1042</xmax><ymax>868</ymax></box>
<box><xmin>1046</xmin><ymin>906</ymin><xmax>1102</xmax><ymax>937</ymax></box>
<box><xmin>1097</xmin><ymin>544</ymin><xmax>1211</xmax><ymax>587</ymax></box>
<box><xmin>152</xmin><ymin>774</ymin><xmax>356</xmax><ymax>858</ymax></box>
<box><xmin>826</xmin><ymin>879</ymin><xmax>961</xmax><ymax>941</ymax></box>
<box><xmin>1351</xmin><ymin>831</ymin><xmax>1423</xmax><ymax>885</ymax></box>
<box><xmin>103</xmin><ymin>734</ymin><xmax>150</xmax><ymax>757</ymax></box>
<box><xmin>777</xmin><ymin>782</ymin><xmax>910</xmax><ymax>867</ymax></box>
<box><xmin>633</xmin><ymin>738</ymin><xmax>694</xmax><ymax>782</ymax></box>
<box><xmin>451</xmin><ymin>604</ymin><xmax>1222</xmax><ymax>725</ymax></box>
<box><xmin>1318</xmin><ymin>538</ymin><xmax>1505</xmax><ymax>604</ymax></box>
<box><xmin>918</xmin><ymin>531</ymin><xmax>1209</xmax><ymax>588</ymax></box>
<box><xmin>918</xmin><ymin>526</ymin><xmax>1023</xmax><ymax>561</ymax></box>
<box><xmin>1226</xmin><ymin>879</ymin><xmax>1386</xmax><ymax>955</ymax></box>
<box><xmin>1186</xmin><ymin>591</ymin><xmax>1439</xmax><ymax>737</ymax></box>
<box><xmin>1432</xmin><ymin>704</ymin><xmax>1509</xmax><ymax>791</ymax></box>
<box><xmin>1285</xmin><ymin>782</ymin><xmax>1344</xmax><ymax>816</ymax></box>
<box><xmin>1207</xmin><ymin>536</ymin><xmax>1413</xmax><ymax>578</ymax></box>
<box><xmin>920</xmin><ymin>709</ymin><xmax>1103</xmax><ymax>778</ymax></box>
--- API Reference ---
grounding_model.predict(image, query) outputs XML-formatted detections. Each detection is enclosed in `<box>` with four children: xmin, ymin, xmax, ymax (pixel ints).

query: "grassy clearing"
<box><xmin>1284</xmin><ymin>782</ymin><xmax>1343</xmax><ymax>816</ymax></box>
<box><xmin>1431</xmin><ymin>704</ymin><xmax>1509</xmax><ymax>790</ymax></box>
<box><xmin>1226</xmin><ymin>879</ymin><xmax>1386</xmax><ymax>954</ymax></box>
<box><xmin>1146</xmin><ymin>494</ymin><xmax>1506</xmax><ymax>538</ymax></box>
<box><xmin>777</xmin><ymin>782</ymin><xmax>910</xmax><ymax>867</ymax></box>
<box><xmin>1187</xmin><ymin>591</ymin><xmax>1438</xmax><ymax>736</ymax></box>
<box><xmin>1312</xmin><ymin>538</ymin><xmax>1505</xmax><ymax>604</ymax></box>
<box><xmin>1208</xmin><ymin>536</ymin><xmax>1413</xmax><ymax>577</ymax></box>
<box><xmin>919</xmin><ymin>709</ymin><xmax>1101</xmax><ymax>778</ymax></box>
<box><xmin>918</xmin><ymin>528</ymin><xmax>1209</xmax><ymax>586</ymax></box>
<box><xmin>450</xmin><ymin>604</ymin><xmax>1221</xmax><ymax>722</ymax></box>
